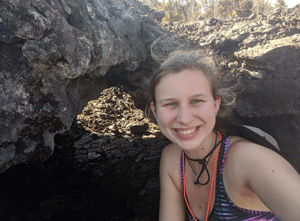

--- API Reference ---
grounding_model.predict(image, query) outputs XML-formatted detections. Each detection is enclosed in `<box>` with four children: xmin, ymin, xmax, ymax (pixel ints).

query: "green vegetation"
<box><xmin>138</xmin><ymin>0</ymin><xmax>280</xmax><ymax>22</ymax></box>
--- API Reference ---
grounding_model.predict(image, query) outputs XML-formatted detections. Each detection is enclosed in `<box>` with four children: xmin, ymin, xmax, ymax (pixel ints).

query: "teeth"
<box><xmin>176</xmin><ymin>127</ymin><xmax>197</xmax><ymax>135</ymax></box>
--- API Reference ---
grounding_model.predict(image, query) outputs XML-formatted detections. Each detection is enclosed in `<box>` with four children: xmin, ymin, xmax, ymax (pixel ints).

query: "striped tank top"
<box><xmin>180</xmin><ymin>136</ymin><xmax>280</xmax><ymax>221</ymax></box>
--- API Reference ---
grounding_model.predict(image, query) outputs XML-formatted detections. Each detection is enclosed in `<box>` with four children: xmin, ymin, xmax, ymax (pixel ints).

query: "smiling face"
<box><xmin>150</xmin><ymin>69</ymin><xmax>220</xmax><ymax>153</ymax></box>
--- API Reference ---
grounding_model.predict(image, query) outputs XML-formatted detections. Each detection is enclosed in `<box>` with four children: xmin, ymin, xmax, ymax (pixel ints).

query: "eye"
<box><xmin>191</xmin><ymin>99</ymin><xmax>202</xmax><ymax>104</ymax></box>
<box><xmin>165</xmin><ymin>102</ymin><xmax>176</xmax><ymax>107</ymax></box>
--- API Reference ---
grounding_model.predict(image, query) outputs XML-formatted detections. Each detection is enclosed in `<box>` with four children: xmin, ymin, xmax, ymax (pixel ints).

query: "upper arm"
<box><xmin>234</xmin><ymin>142</ymin><xmax>300</xmax><ymax>220</ymax></box>
<box><xmin>159</xmin><ymin>144</ymin><xmax>185</xmax><ymax>221</ymax></box>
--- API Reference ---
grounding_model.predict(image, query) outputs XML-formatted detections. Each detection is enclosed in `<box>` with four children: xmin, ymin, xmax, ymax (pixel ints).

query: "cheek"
<box><xmin>195</xmin><ymin>103</ymin><xmax>217</xmax><ymax>117</ymax></box>
<box><xmin>157</xmin><ymin>108</ymin><xmax>176</xmax><ymax>125</ymax></box>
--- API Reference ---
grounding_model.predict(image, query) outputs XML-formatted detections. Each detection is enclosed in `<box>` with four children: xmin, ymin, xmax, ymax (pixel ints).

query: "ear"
<box><xmin>150</xmin><ymin>101</ymin><xmax>157</xmax><ymax>119</ymax></box>
<box><xmin>214</xmin><ymin>96</ymin><xmax>221</xmax><ymax>113</ymax></box>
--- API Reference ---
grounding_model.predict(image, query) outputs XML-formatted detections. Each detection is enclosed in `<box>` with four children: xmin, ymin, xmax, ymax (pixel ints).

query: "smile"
<box><xmin>174</xmin><ymin>126</ymin><xmax>200</xmax><ymax>139</ymax></box>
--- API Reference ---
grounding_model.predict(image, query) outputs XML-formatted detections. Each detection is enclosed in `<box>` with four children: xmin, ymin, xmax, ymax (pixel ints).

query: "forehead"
<box><xmin>155</xmin><ymin>69</ymin><xmax>212</xmax><ymax>99</ymax></box>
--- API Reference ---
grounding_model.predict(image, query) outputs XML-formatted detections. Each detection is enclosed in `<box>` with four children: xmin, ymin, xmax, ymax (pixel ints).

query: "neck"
<box><xmin>184</xmin><ymin>131</ymin><xmax>222</xmax><ymax>186</ymax></box>
<box><xmin>184</xmin><ymin>131</ymin><xmax>218</xmax><ymax>160</ymax></box>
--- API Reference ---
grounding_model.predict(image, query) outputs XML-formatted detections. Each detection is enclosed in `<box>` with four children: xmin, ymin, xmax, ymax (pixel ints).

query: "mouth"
<box><xmin>174</xmin><ymin>126</ymin><xmax>200</xmax><ymax>139</ymax></box>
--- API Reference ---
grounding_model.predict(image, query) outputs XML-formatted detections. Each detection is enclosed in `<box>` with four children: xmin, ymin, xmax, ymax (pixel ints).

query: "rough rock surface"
<box><xmin>0</xmin><ymin>0</ymin><xmax>165</xmax><ymax>172</ymax></box>
<box><xmin>77</xmin><ymin>86</ymin><xmax>160</xmax><ymax>138</ymax></box>
<box><xmin>1</xmin><ymin>87</ymin><xmax>169</xmax><ymax>220</ymax></box>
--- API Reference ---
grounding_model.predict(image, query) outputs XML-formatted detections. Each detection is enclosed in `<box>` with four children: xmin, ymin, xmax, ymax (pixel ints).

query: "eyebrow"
<box><xmin>191</xmin><ymin>93</ymin><xmax>206</xmax><ymax>98</ymax></box>
<box><xmin>158</xmin><ymin>94</ymin><xmax>207</xmax><ymax>104</ymax></box>
<box><xmin>158</xmin><ymin>98</ymin><xmax>175</xmax><ymax>104</ymax></box>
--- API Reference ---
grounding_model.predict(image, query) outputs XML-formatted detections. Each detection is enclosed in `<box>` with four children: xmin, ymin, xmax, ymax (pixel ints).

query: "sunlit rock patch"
<box><xmin>77</xmin><ymin>86</ymin><xmax>160</xmax><ymax>138</ymax></box>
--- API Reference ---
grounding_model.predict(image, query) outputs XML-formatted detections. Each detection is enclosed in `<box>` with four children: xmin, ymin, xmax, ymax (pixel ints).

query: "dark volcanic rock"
<box><xmin>0</xmin><ymin>0</ymin><xmax>166</xmax><ymax>172</ymax></box>
<box><xmin>0</xmin><ymin>84</ymin><xmax>171</xmax><ymax>220</ymax></box>
<box><xmin>0</xmin><ymin>86</ymin><xmax>166</xmax><ymax>220</ymax></box>
<box><xmin>0</xmin><ymin>120</ymin><xmax>170</xmax><ymax>220</ymax></box>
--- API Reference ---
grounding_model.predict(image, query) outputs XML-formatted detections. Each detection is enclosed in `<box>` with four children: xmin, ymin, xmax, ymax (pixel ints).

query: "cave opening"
<box><xmin>0</xmin><ymin>74</ymin><xmax>172</xmax><ymax>221</ymax></box>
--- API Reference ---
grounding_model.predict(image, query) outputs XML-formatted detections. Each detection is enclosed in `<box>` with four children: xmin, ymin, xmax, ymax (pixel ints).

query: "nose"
<box><xmin>177</xmin><ymin>104</ymin><xmax>194</xmax><ymax>124</ymax></box>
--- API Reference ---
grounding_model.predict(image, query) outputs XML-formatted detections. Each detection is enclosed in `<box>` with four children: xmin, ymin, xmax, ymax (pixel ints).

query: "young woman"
<box><xmin>147</xmin><ymin>50</ymin><xmax>300</xmax><ymax>220</ymax></box>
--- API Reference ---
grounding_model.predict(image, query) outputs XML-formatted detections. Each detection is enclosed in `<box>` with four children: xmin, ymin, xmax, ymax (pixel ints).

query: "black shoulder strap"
<box><xmin>223</xmin><ymin>120</ymin><xmax>288</xmax><ymax>160</ymax></box>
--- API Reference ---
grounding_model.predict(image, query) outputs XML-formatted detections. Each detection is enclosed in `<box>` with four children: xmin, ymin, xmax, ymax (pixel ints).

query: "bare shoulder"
<box><xmin>225</xmin><ymin>135</ymin><xmax>299</xmax><ymax>184</ymax></box>
<box><xmin>227</xmin><ymin>135</ymin><xmax>289</xmax><ymax>165</ymax></box>
<box><xmin>227</xmin><ymin>136</ymin><xmax>284</xmax><ymax>168</ymax></box>
<box><xmin>225</xmin><ymin>136</ymin><xmax>300</xmax><ymax>220</ymax></box>
<box><xmin>160</xmin><ymin>143</ymin><xmax>183</xmax><ymax>191</ymax></box>
<box><xmin>161</xmin><ymin>142</ymin><xmax>182</xmax><ymax>159</ymax></box>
